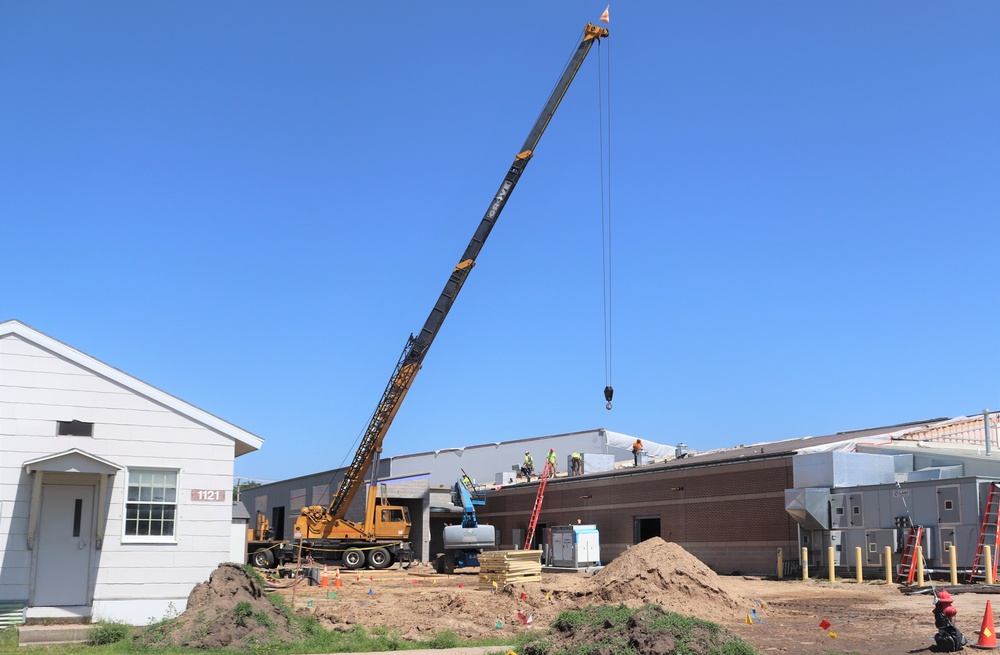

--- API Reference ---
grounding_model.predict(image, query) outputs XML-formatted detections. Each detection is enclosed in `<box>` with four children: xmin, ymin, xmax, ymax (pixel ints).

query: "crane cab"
<box><xmin>373</xmin><ymin>504</ymin><xmax>411</xmax><ymax>539</ymax></box>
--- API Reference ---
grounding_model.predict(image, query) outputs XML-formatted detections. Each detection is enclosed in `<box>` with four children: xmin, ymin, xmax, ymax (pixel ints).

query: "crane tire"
<box><xmin>251</xmin><ymin>548</ymin><xmax>276</xmax><ymax>568</ymax></box>
<box><xmin>342</xmin><ymin>548</ymin><xmax>365</xmax><ymax>570</ymax></box>
<box><xmin>368</xmin><ymin>547</ymin><xmax>391</xmax><ymax>570</ymax></box>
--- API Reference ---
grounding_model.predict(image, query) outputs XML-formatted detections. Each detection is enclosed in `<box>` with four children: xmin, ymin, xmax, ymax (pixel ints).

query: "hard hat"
<box><xmin>525</xmin><ymin>451</ymin><xmax>530</xmax><ymax>455</ymax></box>
<box><xmin>550</xmin><ymin>448</ymin><xmax>554</xmax><ymax>452</ymax></box>
<box><xmin>936</xmin><ymin>590</ymin><xmax>954</xmax><ymax>605</ymax></box>
<box><xmin>943</xmin><ymin>605</ymin><xmax>958</xmax><ymax>618</ymax></box>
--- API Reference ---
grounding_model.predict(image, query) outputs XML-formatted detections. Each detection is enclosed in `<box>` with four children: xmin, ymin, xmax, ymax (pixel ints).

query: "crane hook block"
<box><xmin>604</xmin><ymin>386</ymin><xmax>614</xmax><ymax>410</ymax></box>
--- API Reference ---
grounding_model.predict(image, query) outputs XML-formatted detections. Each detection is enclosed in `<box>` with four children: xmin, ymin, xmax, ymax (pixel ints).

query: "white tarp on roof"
<box><xmin>602</xmin><ymin>430</ymin><xmax>676</xmax><ymax>458</ymax></box>
<box><xmin>795</xmin><ymin>437</ymin><xmax>887</xmax><ymax>455</ymax></box>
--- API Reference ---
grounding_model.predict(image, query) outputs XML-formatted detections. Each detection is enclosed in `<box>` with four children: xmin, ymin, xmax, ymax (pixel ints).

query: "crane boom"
<box><xmin>326</xmin><ymin>22</ymin><xmax>609</xmax><ymax>521</ymax></box>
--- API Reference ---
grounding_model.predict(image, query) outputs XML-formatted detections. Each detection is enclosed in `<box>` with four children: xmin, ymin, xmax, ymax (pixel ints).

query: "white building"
<box><xmin>0</xmin><ymin>320</ymin><xmax>262</xmax><ymax>624</ymax></box>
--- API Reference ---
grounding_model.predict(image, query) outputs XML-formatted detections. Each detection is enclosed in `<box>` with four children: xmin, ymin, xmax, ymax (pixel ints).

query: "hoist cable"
<box><xmin>596</xmin><ymin>37</ymin><xmax>614</xmax><ymax>405</ymax></box>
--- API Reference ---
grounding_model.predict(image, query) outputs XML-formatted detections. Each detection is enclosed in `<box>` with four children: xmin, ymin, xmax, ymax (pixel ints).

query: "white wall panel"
<box><xmin>92</xmin><ymin>598</ymin><xmax>188</xmax><ymax>626</ymax></box>
<box><xmin>96</xmin><ymin>566</ymin><xmax>223</xmax><ymax>585</ymax></box>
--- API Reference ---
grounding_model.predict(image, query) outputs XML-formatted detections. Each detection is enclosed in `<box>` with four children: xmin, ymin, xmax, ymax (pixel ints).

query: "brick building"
<box><xmin>478</xmin><ymin>422</ymin><xmax>936</xmax><ymax>574</ymax></box>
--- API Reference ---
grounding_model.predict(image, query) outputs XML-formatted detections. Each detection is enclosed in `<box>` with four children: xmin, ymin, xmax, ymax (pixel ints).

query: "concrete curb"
<box><xmin>18</xmin><ymin>624</ymin><xmax>89</xmax><ymax>647</ymax></box>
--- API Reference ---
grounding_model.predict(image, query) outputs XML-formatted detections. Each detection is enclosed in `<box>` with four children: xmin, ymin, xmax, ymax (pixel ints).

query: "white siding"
<box><xmin>0</xmin><ymin>330</ymin><xmax>258</xmax><ymax>625</ymax></box>
<box><xmin>230</xmin><ymin>520</ymin><xmax>248</xmax><ymax>564</ymax></box>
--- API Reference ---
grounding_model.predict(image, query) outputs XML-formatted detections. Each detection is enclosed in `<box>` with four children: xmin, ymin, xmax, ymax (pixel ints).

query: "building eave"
<box><xmin>1</xmin><ymin>319</ymin><xmax>263</xmax><ymax>456</ymax></box>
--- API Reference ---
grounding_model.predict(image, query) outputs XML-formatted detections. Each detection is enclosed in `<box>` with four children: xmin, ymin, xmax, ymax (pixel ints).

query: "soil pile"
<box><xmin>295</xmin><ymin>539</ymin><xmax>757</xmax><ymax>643</ymax></box>
<box><xmin>572</xmin><ymin>537</ymin><xmax>755</xmax><ymax>623</ymax></box>
<box><xmin>138</xmin><ymin>564</ymin><xmax>299</xmax><ymax>649</ymax></box>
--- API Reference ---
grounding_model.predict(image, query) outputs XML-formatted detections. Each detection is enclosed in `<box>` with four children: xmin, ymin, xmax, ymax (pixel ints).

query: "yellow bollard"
<box><xmin>986</xmin><ymin>546</ymin><xmax>995</xmax><ymax>585</ymax></box>
<box><xmin>950</xmin><ymin>545</ymin><xmax>958</xmax><ymax>586</ymax></box>
<box><xmin>885</xmin><ymin>546</ymin><xmax>892</xmax><ymax>584</ymax></box>
<box><xmin>802</xmin><ymin>547</ymin><xmax>809</xmax><ymax>581</ymax></box>
<box><xmin>916</xmin><ymin>546</ymin><xmax>924</xmax><ymax>587</ymax></box>
<box><xmin>777</xmin><ymin>548</ymin><xmax>783</xmax><ymax>580</ymax></box>
<box><xmin>828</xmin><ymin>547</ymin><xmax>835</xmax><ymax>582</ymax></box>
<box><xmin>855</xmin><ymin>547</ymin><xmax>863</xmax><ymax>584</ymax></box>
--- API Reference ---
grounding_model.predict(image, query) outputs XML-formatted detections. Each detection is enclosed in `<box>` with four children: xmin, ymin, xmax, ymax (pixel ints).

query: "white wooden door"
<box><xmin>33</xmin><ymin>484</ymin><xmax>94</xmax><ymax>606</ymax></box>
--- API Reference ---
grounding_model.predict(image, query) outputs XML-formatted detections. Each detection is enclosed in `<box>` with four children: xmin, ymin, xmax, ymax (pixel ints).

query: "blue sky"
<box><xmin>2</xmin><ymin>2</ymin><xmax>997</xmax><ymax>483</ymax></box>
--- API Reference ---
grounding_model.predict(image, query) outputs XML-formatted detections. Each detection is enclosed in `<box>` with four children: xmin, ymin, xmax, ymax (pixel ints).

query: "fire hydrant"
<box><xmin>932</xmin><ymin>590</ymin><xmax>968</xmax><ymax>652</ymax></box>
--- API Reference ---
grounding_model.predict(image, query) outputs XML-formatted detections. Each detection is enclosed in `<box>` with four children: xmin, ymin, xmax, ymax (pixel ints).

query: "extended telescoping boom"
<box><xmin>291</xmin><ymin>22</ymin><xmax>610</xmax><ymax>565</ymax></box>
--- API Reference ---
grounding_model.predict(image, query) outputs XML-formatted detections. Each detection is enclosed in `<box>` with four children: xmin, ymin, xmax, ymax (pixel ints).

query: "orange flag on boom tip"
<box><xmin>600</xmin><ymin>5</ymin><xmax>610</xmax><ymax>23</ymax></box>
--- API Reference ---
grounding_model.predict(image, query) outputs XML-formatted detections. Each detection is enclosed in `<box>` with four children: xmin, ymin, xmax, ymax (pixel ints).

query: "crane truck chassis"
<box><xmin>248</xmin><ymin>485</ymin><xmax>411</xmax><ymax>569</ymax></box>
<box><xmin>247</xmin><ymin>22</ymin><xmax>608</xmax><ymax>570</ymax></box>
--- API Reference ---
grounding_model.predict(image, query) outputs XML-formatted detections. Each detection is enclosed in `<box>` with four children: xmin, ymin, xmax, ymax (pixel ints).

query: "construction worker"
<box><xmin>570</xmin><ymin>452</ymin><xmax>583</xmax><ymax>476</ymax></box>
<box><xmin>547</xmin><ymin>447</ymin><xmax>558</xmax><ymax>474</ymax></box>
<box><xmin>461</xmin><ymin>473</ymin><xmax>471</xmax><ymax>487</ymax></box>
<box><xmin>632</xmin><ymin>438</ymin><xmax>643</xmax><ymax>467</ymax></box>
<box><xmin>521</xmin><ymin>451</ymin><xmax>534</xmax><ymax>478</ymax></box>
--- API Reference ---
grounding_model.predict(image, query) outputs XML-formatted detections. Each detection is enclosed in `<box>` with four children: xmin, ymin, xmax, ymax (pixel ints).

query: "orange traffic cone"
<box><xmin>979</xmin><ymin>600</ymin><xmax>998</xmax><ymax>649</ymax></box>
<box><xmin>320</xmin><ymin>566</ymin><xmax>329</xmax><ymax>588</ymax></box>
<box><xmin>334</xmin><ymin>567</ymin><xmax>342</xmax><ymax>589</ymax></box>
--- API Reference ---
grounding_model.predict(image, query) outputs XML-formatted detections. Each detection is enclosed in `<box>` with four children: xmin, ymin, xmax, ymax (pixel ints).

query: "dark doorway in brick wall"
<box><xmin>529</xmin><ymin>523</ymin><xmax>546</xmax><ymax>550</ymax></box>
<box><xmin>634</xmin><ymin>515</ymin><xmax>661</xmax><ymax>544</ymax></box>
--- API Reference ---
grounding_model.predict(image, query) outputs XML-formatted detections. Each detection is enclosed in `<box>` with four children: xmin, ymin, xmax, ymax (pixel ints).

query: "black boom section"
<box><xmin>325</xmin><ymin>23</ymin><xmax>608</xmax><ymax>521</ymax></box>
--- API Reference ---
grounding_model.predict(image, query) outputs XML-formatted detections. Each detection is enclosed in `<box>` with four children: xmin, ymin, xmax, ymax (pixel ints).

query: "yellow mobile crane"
<box><xmin>248</xmin><ymin>22</ymin><xmax>608</xmax><ymax>570</ymax></box>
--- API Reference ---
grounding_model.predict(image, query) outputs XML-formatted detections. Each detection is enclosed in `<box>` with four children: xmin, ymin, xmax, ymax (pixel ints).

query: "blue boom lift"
<box><xmin>438</xmin><ymin>473</ymin><xmax>497</xmax><ymax>573</ymax></box>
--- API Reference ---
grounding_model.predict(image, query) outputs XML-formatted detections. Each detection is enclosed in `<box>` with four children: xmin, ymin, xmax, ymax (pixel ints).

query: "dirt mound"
<box><xmin>138</xmin><ymin>564</ymin><xmax>299</xmax><ymax>649</ymax></box>
<box><xmin>294</xmin><ymin>539</ymin><xmax>758</xmax><ymax>644</ymax></box>
<box><xmin>571</xmin><ymin>537</ymin><xmax>755</xmax><ymax>623</ymax></box>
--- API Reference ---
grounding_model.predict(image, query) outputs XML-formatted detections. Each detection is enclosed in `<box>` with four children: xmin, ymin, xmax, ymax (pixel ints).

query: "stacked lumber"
<box><xmin>478</xmin><ymin>550</ymin><xmax>542</xmax><ymax>590</ymax></box>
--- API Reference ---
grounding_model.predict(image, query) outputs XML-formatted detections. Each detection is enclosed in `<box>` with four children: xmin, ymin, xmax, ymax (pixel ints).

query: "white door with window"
<box><xmin>33</xmin><ymin>484</ymin><xmax>95</xmax><ymax>606</ymax></box>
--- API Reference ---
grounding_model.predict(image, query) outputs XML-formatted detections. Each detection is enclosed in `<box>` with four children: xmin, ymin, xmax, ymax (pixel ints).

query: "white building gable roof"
<box><xmin>23</xmin><ymin>448</ymin><xmax>124</xmax><ymax>475</ymax></box>
<box><xmin>1</xmin><ymin>320</ymin><xmax>263</xmax><ymax>457</ymax></box>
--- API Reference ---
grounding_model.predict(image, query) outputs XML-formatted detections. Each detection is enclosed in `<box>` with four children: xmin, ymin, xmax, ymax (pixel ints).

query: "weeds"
<box><xmin>234</xmin><ymin>601</ymin><xmax>254</xmax><ymax>628</ymax></box>
<box><xmin>425</xmin><ymin>628</ymin><xmax>459</xmax><ymax>649</ymax></box>
<box><xmin>523</xmin><ymin>603</ymin><xmax>757</xmax><ymax>655</ymax></box>
<box><xmin>0</xmin><ymin>626</ymin><xmax>18</xmax><ymax>649</ymax></box>
<box><xmin>253</xmin><ymin>610</ymin><xmax>275</xmax><ymax>630</ymax></box>
<box><xmin>87</xmin><ymin>620</ymin><xmax>132</xmax><ymax>645</ymax></box>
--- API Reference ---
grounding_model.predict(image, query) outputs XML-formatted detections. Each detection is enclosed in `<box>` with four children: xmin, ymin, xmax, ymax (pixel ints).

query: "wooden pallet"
<box><xmin>478</xmin><ymin>550</ymin><xmax>542</xmax><ymax>589</ymax></box>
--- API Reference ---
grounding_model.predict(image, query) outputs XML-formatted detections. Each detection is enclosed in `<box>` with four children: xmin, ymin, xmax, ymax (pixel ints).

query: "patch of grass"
<box><xmin>87</xmin><ymin>620</ymin><xmax>132</xmax><ymax>645</ymax></box>
<box><xmin>242</xmin><ymin>564</ymin><xmax>269</xmax><ymax>588</ymax></box>
<box><xmin>522</xmin><ymin>603</ymin><xmax>758</xmax><ymax>655</ymax></box>
<box><xmin>0</xmin><ymin>626</ymin><xmax>18</xmax><ymax>648</ymax></box>
<box><xmin>369</xmin><ymin>624</ymin><xmax>403</xmax><ymax>650</ymax></box>
<box><xmin>425</xmin><ymin>628</ymin><xmax>459</xmax><ymax>649</ymax></box>
<box><xmin>254</xmin><ymin>610</ymin><xmax>275</xmax><ymax>630</ymax></box>
<box><xmin>234</xmin><ymin>601</ymin><xmax>254</xmax><ymax>628</ymax></box>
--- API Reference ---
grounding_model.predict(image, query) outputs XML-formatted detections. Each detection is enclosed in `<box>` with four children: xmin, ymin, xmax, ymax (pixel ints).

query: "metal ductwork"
<box><xmin>784</xmin><ymin>488</ymin><xmax>832</xmax><ymax>530</ymax></box>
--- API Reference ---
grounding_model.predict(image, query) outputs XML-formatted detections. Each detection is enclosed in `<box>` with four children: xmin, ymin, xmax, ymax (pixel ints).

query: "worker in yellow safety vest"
<box><xmin>547</xmin><ymin>448</ymin><xmax>558</xmax><ymax>474</ymax></box>
<box><xmin>571</xmin><ymin>452</ymin><xmax>583</xmax><ymax>476</ymax></box>
<box><xmin>521</xmin><ymin>451</ymin><xmax>534</xmax><ymax>478</ymax></box>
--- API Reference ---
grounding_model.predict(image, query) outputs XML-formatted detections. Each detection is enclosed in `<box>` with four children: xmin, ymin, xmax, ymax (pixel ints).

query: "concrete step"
<box><xmin>18</xmin><ymin>624</ymin><xmax>89</xmax><ymax>647</ymax></box>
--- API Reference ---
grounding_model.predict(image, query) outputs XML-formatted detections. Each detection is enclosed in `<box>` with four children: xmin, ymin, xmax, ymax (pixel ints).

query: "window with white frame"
<box><xmin>125</xmin><ymin>469</ymin><xmax>178</xmax><ymax>538</ymax></box>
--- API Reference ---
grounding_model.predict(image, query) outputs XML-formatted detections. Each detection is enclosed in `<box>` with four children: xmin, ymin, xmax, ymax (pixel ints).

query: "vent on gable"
<box><xmin>57</xmin><ymin>420</ymin><xmax>94</xmax><ymax>437</ymax></box>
